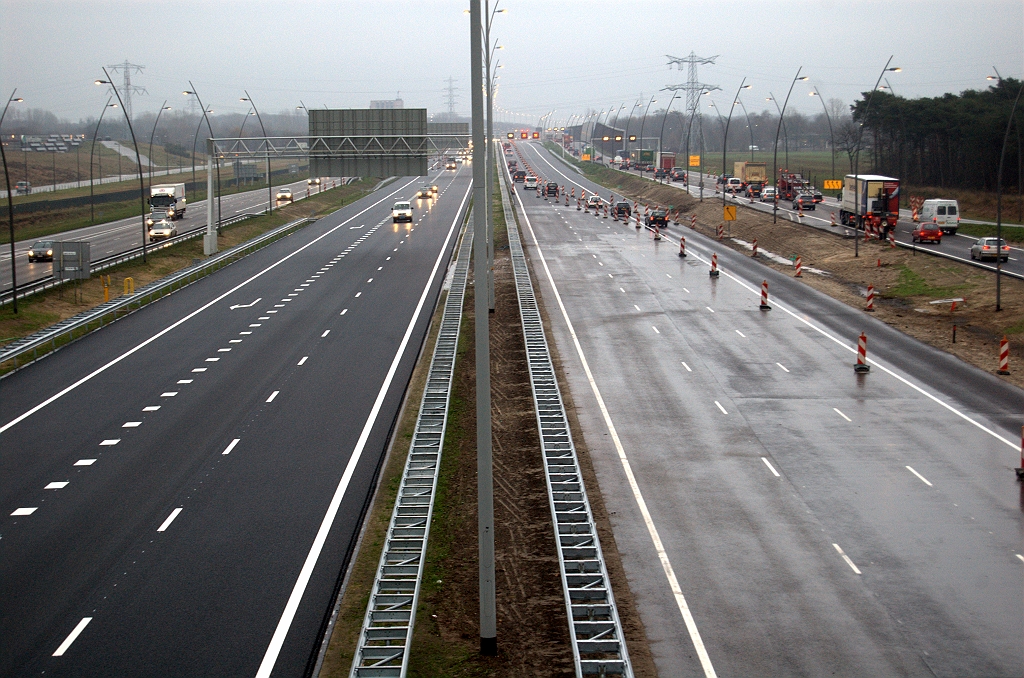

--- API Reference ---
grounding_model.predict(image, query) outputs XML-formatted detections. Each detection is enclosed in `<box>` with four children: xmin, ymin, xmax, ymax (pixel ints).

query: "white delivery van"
<box><xmin>920</xmin><ymin>199</ymin><xmax>960</xmax><ymax>234</ymax></box>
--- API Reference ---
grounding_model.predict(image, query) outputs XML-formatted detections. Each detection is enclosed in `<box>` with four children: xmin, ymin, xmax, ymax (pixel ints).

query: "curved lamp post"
<box><xmin>96</xmin><ymin>68</ymin><xmax>149</xmax><ymax>262</ymax></box>
<box><xmin>184</xmin><ymin>84</ymin><xmax>221</xmax><ymax>233</ymax></box>
<box><xmin>240</xmin><ymin>91</ymin><xmax>272</xmax><ymax>214</ymax></box>
<box><xmin>90</xmin><ymin>99</ymin><xmax>117</xmax><ymax>224</ymax></box>
<box><xmin>722</xmin><ymin>79</ymin><xmax>751</xmax><ymax>204</ymax></box>
<box><xmin>622</xmin><ymin>99</ymin><xmax>642</xmax><ymax>167</ymax></box>
<box><xmin>191</xmin><ymin>107</ymin><xmax>212</xmax><ymax>193</ymax></box>
<box><xmin>1</xmin><ymin>89</ymin><xmax>23</xmax><ymax>313</ymax></box>
<box><xmin>735</xmin><ymin>97</ymin><xmax>755</xmax><ymax>161</ymax></box>
<box><xmin>637</xmin><ymin>96</ymin><xmax>657</xmax><ymax>176</ymax></box>
<box><xmin>987</xmin><ymin>70</ymin><xmax>1024</xmax><ymax>311</ymax></box>
<box><xmin>809</xmin><ymin>88</ymin><xmax>835</xmax><ymax>181</ymax></box>
<box><xmin>657</xmin><ymin>91</ymin><xmax>681</xmax><ymax>181</ymax></box>
<box><xmin>766</xmin><ymin>94</ymin><xmax>790</xmax><ymax>171</ymax></box>
<box><xmin>147</xmin><ymin>102</ymin><xmax>172</xmax><ymax>186</ymax></box>
<box><xmin>772</xmin><ymin>69</ymin><xmax>809</xmax><ymax>224</ymax></box>
<box><xmin>851</xmin><ymin>57</ymin><xmax>900</xmax><ymax>252</ymax></box>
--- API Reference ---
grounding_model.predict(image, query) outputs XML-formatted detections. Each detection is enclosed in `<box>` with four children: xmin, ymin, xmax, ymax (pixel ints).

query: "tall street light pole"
<box><xmin>722</xmin><ymin>79</ymin><xmax>751</xmax><ymax>205</ymax></box>
<box><xmin>851</xmin><ymin>57</ymin><xmax>900</xmax><ymax>254</ymax></box>
<box><xmin>637</xmin><ymin>95</ymin><xmax>656</xmax><ymax>177</ymax></box>
<box><xmin>735</xmin><ymin>97</ymin><xmax>754</xmax><ymax>161</ymax></box>
<box><xmin>622</xmin><ymin>99</ymin><xmax>641</xmax><ymax>167</ymax></box>
<box><xmin>96</xmin><ymin>68</ymin><xmax>149</xmax><ymax>263</ymax></box>
<box><xmin>771</xmin><ymin>70</ymin><xmax>809</xmax><ymax>224</ymax></box>
<box><xmin>90</xmin><ymin>99</ymin><xmax>117</xmax><ymax>223</ymax></box>
<box><xmin>809</xmin><ymin>88</ymin><xmax>835</xmax><ymax>180</ymax></box>
<box><xmin>684</xmin><ymin>89</ymin><xmax>712</xmax><ymax>192</ymax></box>
<box><xmin>241</xmin><ymin>91</ymin><xmax>272</xmax><ymax>214</ymax></box>
<box><xmin>191</xmin><ymin>108</ymin><xmax>212</xmax><ymax>191</ymax></box>
<box><xmin>483</xmin><ymin>1</ymin><xmax>505</xmax><ymax>312</ymax></box>
<box><xmin>184</xmin><ymin>84</ymin><xmax>221</xmax><ymax>249</ymax></box>
<box><xmin>766</xmin><ymin>94</ymin><xmax>790</xmax><ymax>170</ymax></box>
<box><xmin>469</xmin><ymin>0</ymin><xmax>496</xmax><ymax>657</ymax></box>
<box><xmin>1</xmin><ymin>89</ymin><xmax>24</xmax><ymax>315</ymax></box>
<box><xmin>989</xmin><ymin>71</ymin><xmax>1024</xmax><ymax>311</ymax></box>
<box><xmin>657</xmin><ymin>91</ymin><xmax>680</xmax><ymax>181</ymax></box>
<box><xmin>147</xmin><ymin>101</ymin><xmax>171</xmax><ymax>187</ymax></box>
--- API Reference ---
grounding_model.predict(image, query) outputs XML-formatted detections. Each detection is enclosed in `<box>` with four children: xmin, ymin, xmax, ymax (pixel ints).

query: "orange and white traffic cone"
<box><xmin>752</xmin><ymin>238</ymin><xmax>758</xmax><ymax>257</ymax></box>
<box><xmin>710</xmin><ymin>252</ymin><xmax>720</xmax><ymax>277</ymax></box>
<box><xmin>855</xmin><ymin>332</ymin><xmax>871</xmax><ymax>373</ymax></box>
<box><xmin>865</xmin><ymin>284</ymin><xmax>875</xmax><ymax>312</ymax></box>
<box><xmin>794</xmin><ymin>256</ymin><xmax>803</xmax><ymax>277</ymax></box>
<box><xmin>998</xmin><ymin>336</ymin><xmax>1010</xmax><ymax>375</ymax></box>
<box><xmin>678</xmin><ymin>236</ymin><xmax>686</xmax><ymax>258</ymax></box>
<box><xmin>759</xmin><ymin>280</ymin><xmax>771</xmax><ymax>310</ymax></box>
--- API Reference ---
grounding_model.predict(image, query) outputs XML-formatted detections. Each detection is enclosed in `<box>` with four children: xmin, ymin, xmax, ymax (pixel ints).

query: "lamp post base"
<box><xmin>203</xmin><ymin>232</ymin><xmax>218</xmax><ymax>256</ymax></box>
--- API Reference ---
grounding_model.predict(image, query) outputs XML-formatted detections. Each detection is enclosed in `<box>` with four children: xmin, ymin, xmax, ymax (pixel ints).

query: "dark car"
<box><xmin>618</xmin><ymin>162</ymin><xmax>629</xmax><ymax>170</ymax></box>
<box><xmin>792</xmin><ymin>193</ymin><xmax>816</xmax><ymax>211</ymax></box>
<box><xmin>810</xmin><ymin>188</ymin><xmax>824</xmax><ymax>203</ymax></box>
<box><xmin>27</xmin><ymin>240</ymin><xmax>55</xmax><ymax>262</ymax></box>
<box><xmin>543</xmin><ymin>182</ymin><xmax>559</xmax><ymax>197</ymax></box>
<box><xmin>644</xmin><ymin>208</ymin><xmax>668</xmax><ymax>228</ymax></box>
<box><xmin>653</xmin><ymin>168</ymin><xmax>669</xmax><ymax>179</ymax></box>
<box><xmin>508</xmin><ymin>160</ymin><xmax>518</xmax><ymax>170</ymax></box>
<box><xmin>745</xmin><ymin>182</ymin><xmax>763</xmax><ymax>199</ymax></box>
<box><xmin>513</xmin><ymin>170</ymin><xmax>526</xmax><ymax>182</ymax></box>
<box><xmin>613</xmin><ymin>201</ymin><xmax>632</xmax><ymax>218</ymax></box>
<box><xmin>670</xmin><ymin>170</ymin><xmax>684</xmax><ymax>182</ymax></box>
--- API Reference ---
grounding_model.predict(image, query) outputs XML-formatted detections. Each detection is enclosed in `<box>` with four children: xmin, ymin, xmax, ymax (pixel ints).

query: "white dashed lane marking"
<box><xmin>222</xmin><ymin>439</ymin><xmax>241</xmax><ymax>455</ymax></box>
<box><xmin>100</xmin><ymin>439</ymin><xmax>119</xmax><ymax>446</ymax></box>
<box><xmin>761</xmin><ymin>457</ymin><xmax>781</xmax><ymax>476</ymax></box>
<box><xmin>833</xmin><ymin>543</ymin><xmax>862</xmax><ymax>574</ymax></box>
<box><xmin>52</xmin><ymin>618</ymin><xmax>92</xmax><ymax>657</ymax></box>
<box><xmin>298</xmin><ymin>357</ymin><xmax>308</xmax><ymax>366</ymax></box>
<box><xmin>11</xmin><ymin>507</ymin><xmax>38</xmax><ymax>516</ymax></box>
<box><xmin>906</xmin><ymin>466</ymin><xmax>933</xmax><ymax>486</ymax></box>
<box><xmin>45</xmin><ymin>482</ymin><xmax>69</xmax><ymax>490</ymax></box>
<box><xmin>157</xmin><ymin>508</ymin><xmax>183</xmax><ymax>532</ymax></box>
<box><xmin>122</xmin><ymin>422</ymin><xmax>140</xmax><ymax>428</ymax></box>
<box><xmin>714</xmin><ymin>401</ymin><xmax>728</xmax><ymax>415</ymax></box>
<box><xmin>834</xmin><ymin>408</ymin><xmax>852</xmax><ymax>422</ymax></box>
<box><xmin>75</xmin><ymin>459</ymin><xmax>96</xmax><ymax>466</ymax></box>
<box><xmin>266</xmin><ymin>391</ymin><xmax>279</xmax><ymax>403</ymax></box>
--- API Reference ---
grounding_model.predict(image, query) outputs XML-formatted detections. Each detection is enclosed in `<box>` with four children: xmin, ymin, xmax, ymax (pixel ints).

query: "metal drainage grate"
<box><xmin>349</xmin><ymin>223</ymin><xmax>473</xmax><ymax>677</ymax></box>
<box><xmin>500</xmin><ymin>157</ymin><xmax>633</xmax><ymax>677</ymax></box>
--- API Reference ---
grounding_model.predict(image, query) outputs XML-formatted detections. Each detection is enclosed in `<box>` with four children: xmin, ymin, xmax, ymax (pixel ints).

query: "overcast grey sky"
<box><xmin>2</xmin><ymin>0</ymin><xmax>1022</xmax><ymax>125</ymax></box>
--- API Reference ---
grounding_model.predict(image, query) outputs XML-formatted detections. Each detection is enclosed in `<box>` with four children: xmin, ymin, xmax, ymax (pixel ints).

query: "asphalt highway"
<box><xmin>511</xmin><ymin>141</ymin><xmax>1024</xmax><ymax>677</ymax></box>
<box><xmin>1</xmin><ymin>175</ymin><xmax>339</xmax><ymax>295</ymax></box>
<box><xmin>0</xmin><ymin>166</ymin><xmax>470</xmax><ymax>676</ymax></box>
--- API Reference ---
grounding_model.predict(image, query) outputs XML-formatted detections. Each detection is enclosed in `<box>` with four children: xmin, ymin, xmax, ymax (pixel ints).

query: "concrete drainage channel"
<box><xmin>347</xmin><ymin>224</ymin><xmax>473</xmax><ymax>676</ymax></box>
<box><xmin>0</xmin><ymin>215</ymin><xmax>316</xmax><ymax>376</ymax></box>
<box><xmin>499</xmin><ymin>157</ymin><xmax>633</xmax><ymax>676</ymax></box>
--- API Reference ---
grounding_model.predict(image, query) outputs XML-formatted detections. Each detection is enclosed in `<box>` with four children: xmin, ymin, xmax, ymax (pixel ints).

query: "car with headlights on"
<box><xmin>148</xmin><ymin>220</ymin><xmax>178</xmax><ymax>241</ymax></box>
<box><xmin>275</xmin><ymin>188</ymin><xmax>293</xmax><ymax>202</ymax></box>
<box><xmin>392</xmin><ymin>201</ymin><xmax>413</xmax><ymax>222</ymax></box>
<box><xmin>27</xmin><ymin>240</ymin><xmax>54</xmax><ymax>262</ymax></box>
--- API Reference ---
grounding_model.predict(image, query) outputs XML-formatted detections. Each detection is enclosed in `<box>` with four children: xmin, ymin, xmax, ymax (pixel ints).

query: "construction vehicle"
<box><xmin>733</xmin><ymin>161</ymin><xmax>767</xmax><ymax>186</ymax></box>
<box><xmin>839</xmin><ymin>174</ymin><xmax>900</xmax><ymax>237</ymax></box>
<box><xmin>776</xmin><ymin>171</ymin><xmax>808</xmax><ymax>201</ymax></box>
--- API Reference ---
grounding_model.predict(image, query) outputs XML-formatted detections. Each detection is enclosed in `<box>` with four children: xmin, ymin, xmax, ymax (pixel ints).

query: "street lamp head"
<box><xmin>809</xmin><ymin>91</ymin><xmax>818</xmax><ymax>96</ymax></box>
<box><xmin>741</xmin><ymin>84</ymin><xmax>752</xmax><ymax>89</ymax></box>
<box><xmin>987</xmin><ymin>75</ymin><xmax>998</xmax><ymax>81</ymax></box>
<box><xmin>13</xmin><ymin>98</ymin><xmax>23</xmax><ymax>103</ymax></box>
<box><xmin>95</xmin><ymin>79</ymin><xmax>110</xmax><ymax>86</ymax></box>
<box><xmin>797</xmin><ymin>76</ymin><xmax>809</xmax><ymax>81</ymax></box>
<box><xmin>888</xmin><ymin>67</ymin><xmax>902</xmax><ymax>72</ymax></box>
<box><xmin>183</xmin><ymin>91</ymin><xmax>194</xmax><ymax>96</ymax></box>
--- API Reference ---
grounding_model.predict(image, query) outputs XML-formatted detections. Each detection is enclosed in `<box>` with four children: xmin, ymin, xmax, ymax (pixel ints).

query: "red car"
<box><xmin>911</xmin><ymin>223</ymin><xmax>942</xmax><ymax>244</ymax></box>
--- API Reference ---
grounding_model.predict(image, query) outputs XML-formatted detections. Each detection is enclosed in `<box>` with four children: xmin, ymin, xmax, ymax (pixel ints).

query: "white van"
<box><xmin>920</xmin><ymin>199</ymin><xmax>960</xmax><ymax>235</ymax></box>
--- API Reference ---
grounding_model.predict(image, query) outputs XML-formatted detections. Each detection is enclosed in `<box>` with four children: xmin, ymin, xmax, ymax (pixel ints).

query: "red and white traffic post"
<box><xmin>998</xmin><ymin>336</ymin><xmax>1010</xmax><ymax>375</ymax></box>
<box><xmin>709</xmin><ymin>252</ymin><xmax>720</xmax><ymax>277</ymax></box>
<box><xmin>759</xmin><ymin>280</ymin><xmax>771</xmax><ymax>310</ymax></box>
<box><xmin>855</xmin><ymin>333</ymin><xmax>871</xmax><ymax>373</ymax></box>
<box><xmin>794</xmin><ymin>256</ymin><xmax>803</xmax><ymax>277</ymax></box>
<box><xmin>865</xmin><ymin>284</ymin><xmax>876</xmax><ymax>312</ymax></box>
<box><xmin>1016</xmin><ymin>426</ymin><xmax>1024</xmax><ymax>480</ymax></box>
<box><xmin>752</xmin><ymin>238</ymin><xmax>758</xmax><ymax>257</ymax></box>
<box><xmin>716</xmin><ymin>223</ymin><xmax>724</xmax><ymax>240</ymax></box>
<box><xmin>678</xmin><ymin>236</ymin><xmax>686</xmax><ymax>258</ymax></box>
<box><xmin>691</xmin><ymin>214</ymin><xmax>697</xmax><ymax>229</ymax></box>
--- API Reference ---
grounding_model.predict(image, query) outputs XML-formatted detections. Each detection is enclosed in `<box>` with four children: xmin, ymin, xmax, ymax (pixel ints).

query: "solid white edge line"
<box><xmin>222</xmin><ymin>439</ymin><xmax>240</xmax><ymax>456</ymax></box>
<box><xmin>761</xmin><ymin>457</ymin><xmax>781</xmax><ymax>477</ymax></box>
<box><xmin>528</xmin><ymin>142</ymin><xmax>1017</xmax><ymax>451</ymax></box>
<box><xmin>511</xmin><ymin>177</ymin><xmax>718</xmax><ymax>678</ymax></box>
<box><xmin>157</xmin><ymin>507</ymin><xmax>182</xmax><ymax>532</ymax></box>
<box><xmin>52</xmin><ymin>617</ymin><xmax>92</xmax><ymax>656</ymax></box>
<box><xmin>832</xmin><ymin>543</ymin><xmax>863</xmax><ymax>575</ymax></box>
<box><xmin>905</xmin><ymin>465</ymin><xmax>934</xmax><ymax>486</ymax></box>
<box><xmin>0</xmin><ymin>178</ymin><xmax>422</xmax><ymax>437</ymax></box>
<box><xmin>254</xmin><ymin>177</ymin><xmax>471</xmax><ymax>678</ymax></box>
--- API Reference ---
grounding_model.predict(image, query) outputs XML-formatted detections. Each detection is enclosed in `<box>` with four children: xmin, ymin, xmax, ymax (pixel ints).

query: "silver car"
<box><xmin>148</xmin><ymin>220</ymin><xmax>178</xmax><ymax>241</ymax></box>
<box><xmin>970</xmin><ymin>237</ymin><xmax>1009</xmax><ymax>262</ymax></box>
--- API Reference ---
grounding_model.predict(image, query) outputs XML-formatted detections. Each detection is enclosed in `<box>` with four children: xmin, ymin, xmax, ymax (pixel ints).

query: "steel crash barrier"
<box><xmin>499</xmin><ymin>149</ymin><xmax>632</xmax><ymax>676</ymax></box>
<box><xmin>0</xmin><ymin>215</ymin><xmax>316</xmax><ymax>376</ymax></box>
<box><xmin>348</xmin><ymin>223</ymin><xmax>473</xmax><ymax>677</ymax></box>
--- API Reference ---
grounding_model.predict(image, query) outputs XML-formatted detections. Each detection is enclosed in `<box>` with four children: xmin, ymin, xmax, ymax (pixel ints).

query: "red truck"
<box><xmin>777</xmin><ymin>171</ymin><xmax>808</xmax><ymax>201</ymax></box>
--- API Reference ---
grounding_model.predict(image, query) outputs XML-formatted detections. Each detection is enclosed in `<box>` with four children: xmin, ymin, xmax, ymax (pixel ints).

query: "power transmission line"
<box><xmin>665</xmin><ymin>52</ymin><xmax>719</xmax><ymax>114</ymax></box>
<box><xmin>104</xmin><ymin>60</ymin><xmax>147</xmax><ymax>120</ymax></box>
<box><xmin>444</xmin><ymin>77</ymin><xmax>459</xmax><ymax>115</ymax></box>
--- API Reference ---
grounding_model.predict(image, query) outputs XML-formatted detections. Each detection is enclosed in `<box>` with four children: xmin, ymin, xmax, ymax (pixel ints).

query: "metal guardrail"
<box><xmin>348</xmin><ymin>222</ymin><xmax>473</xmax><ymax>677</ymax></box>
<box><xmin>0</xmin><ymin>215</ymin><xmax>316</xmax><ymax>376</ymax></box>
<box><xmin>499</xmin><ymin>152</ymin><xmax>633</xmax><ymax>676</ymax></box>
<box><xmin>0</xmin><ymin>211</ymin><xmax>259</xmax><ymax>307</ymax></box>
